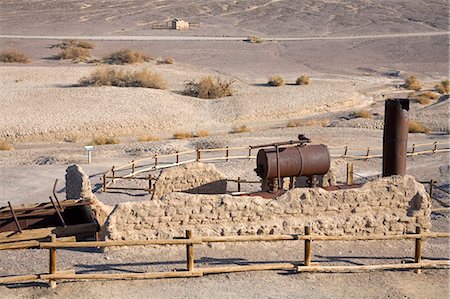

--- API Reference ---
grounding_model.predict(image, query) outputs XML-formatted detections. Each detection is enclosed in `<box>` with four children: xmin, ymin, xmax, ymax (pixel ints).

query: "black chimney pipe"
<box><xmin>382</xmin><ymin>99</ymin><xmax>409</xmax><ymax>177</ymax></box>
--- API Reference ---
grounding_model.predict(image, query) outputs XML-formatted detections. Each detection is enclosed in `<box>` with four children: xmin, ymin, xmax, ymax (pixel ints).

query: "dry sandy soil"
<box><xmin>0</xmin><ymin>1</ymin><xmax>449</xmax><ymax>298</ymax></box>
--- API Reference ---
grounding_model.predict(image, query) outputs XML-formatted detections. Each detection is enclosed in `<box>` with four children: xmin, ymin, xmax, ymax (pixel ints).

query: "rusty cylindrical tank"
<box><xmin>255</xmin><ymin>144</ymin><xmax>330</xmax><ymax>179</ymax></box>
<box><xmin>382</xmin><ymin>98</ymin><xmax>409</xmax><ymax>177</ymax></box>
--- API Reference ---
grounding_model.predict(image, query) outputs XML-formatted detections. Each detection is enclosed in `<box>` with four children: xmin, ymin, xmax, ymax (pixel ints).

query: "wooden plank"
<box><xmin>40</xmin><ymin>270</ymin><xmax>203</xmax><ymax>281</ymax></box>
<box><xmin>40</xmin><ymin>238</ymin><xmax>203</xmax><ymax>248</ymax></box>
<box><xmin>0</xmin><ymin>227</ymin><xmax>53</xmax><ymax>244</ymax></box>
<box><xmin>200</xmin><ymin>263</ymin><xmax>296</xmax><ymax>274</ymax></box>
<box><xmin>0</xmin><ymin>240</ymin><xmax>40</xmax><ymax>250</ymax></box>
<box><xmin>0</xmin><ymin>274</ymin><xmax>39</xmax><ymax>284</ymax></box>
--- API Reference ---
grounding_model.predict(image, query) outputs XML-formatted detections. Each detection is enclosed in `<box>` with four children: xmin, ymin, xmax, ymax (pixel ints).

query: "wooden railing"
<box><xmin>102</xmin><ymin>141</ymin><xmax>450</xmax><ymax>192</ymax></box>
<box><xmin>0</xmin><ymin>228</ymin><xmax>449</xmax><ymax>287</ymax></box>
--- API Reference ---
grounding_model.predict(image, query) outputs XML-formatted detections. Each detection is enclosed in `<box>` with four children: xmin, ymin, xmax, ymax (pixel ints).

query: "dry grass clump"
<box><xmin>157</xmin><ymin>57</ymin><xmax>175</xmax><ymax>64</ymax></box>
<box><xmin>408</xmin><ymin>121</ymin><xmax>430</xmax><ymax>133</ymax></box>
<box><xmin>51</xmin><ymin>39</ymin><xmax>95</xmax><ymax>50</ymax></box>
<box><xmin>0</xmin><ymin>50</ymin><xmax>30</xmax><ymax>63</ymax></box>
<box><xmin>296</xmin><ymin>75</ymin><xmax>311</xmax><ymax>85</ymax></box>
<box><xmin>137</xmin><ymin>135</ymin><xmax>160</xmax><ymax>142</ymax></box>
<box><xmin>56</xmin><ymin>47</ymin><xmax>91</xmax><ymax>62</ymax></box>
<box><xmin>230</xmin><ymin>125</ymin><xmax>251</xmax><ymax>134</ymax></box>
<box><xmin>403</xmin><ymin>75</ymin><xmax>422</xmax><ymax>91</ymax></box>
<box><xmin>435</xmin><ymin>79</ymin><xmax>449</xmax><ymax>94</ymax></box>
<box><xmin>416</xmin><ymin>95</ymin><xmax>432</xmax><ymax>105</ymax></box>
<box><xmin>287</xmin><ymin>119</ymin><xmax>330</xmax><ymax>128</ymax></box>
<box><xmin>64</xmin><ymin>133</ymin><xmax>79</xmax><ymax>143</ymax></box>
<box><xmin>195</xmin><ymin>130</ymin><xmax>209</xmax><ymax>137</ymax></box>
<box><xmin>0</xmin><ymin>140</ymin><xmax>13</xmax><ymax>150</ymax></box>
<box><xmin>103</xmin><ymin>49</ymin><xmax>151</xmax><ymax>65</ymax></box>
<box><xmin>79</xmin><ymin>67</ymin><xmax>167</xmax><ymax>89</ymax></box>
<box><xmin>268</xmin><ymin>75</ymin><xmax>285</xmax><ymax>87</ymax></box>
<box><xmin>173</xmin><ymin>132</ymin><xmax>194</xmax><ymax>139</ymax></box>
<box><xmin>184</xmin><ymin>76</ymin><xmax>234</xmax><ymax>99</ymax></box>
<box><xmin>90</xmin><ymin>136</ymin><xmax>119</xmax><ymax>145</ymax></box>
<box><xmin>354</xmin><ymin>110</ymin><xmax>372</xmax><ymax>119</ymax></box>
<box><xmin>248</xmin><ymin>36</ymin><xmax>265</xmax><ymax>43</ymax></box>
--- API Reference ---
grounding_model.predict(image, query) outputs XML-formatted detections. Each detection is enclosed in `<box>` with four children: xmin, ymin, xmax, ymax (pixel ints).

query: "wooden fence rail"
<box><xmin>102</xmin><ymin>141</ymin><xmax>450</xmax><ymax>193</ymax></box>
<box><xmin>1</xmin><ymin>229</ymin><xmax>449</xmax><ymax>287</ymax></box>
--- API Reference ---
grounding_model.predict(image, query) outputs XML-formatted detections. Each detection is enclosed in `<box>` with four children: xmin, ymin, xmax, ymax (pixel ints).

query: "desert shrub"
<box><xmin>56</xmin><ymin>47</ymin><xmax>91</xmax><ymax>62</ymax></box>
<box><xmin>296</xmin><ymin>75</ymin><xmax>311</xmax><ymax>85</ymax></box>
<box><xmin>51</xmin><ymin>39</ymin><xmax>95</xmax><ymax>50</ymax></box>
<box><xmin>421</xmin><ymin>91</ymin><xmax>439</xmax><ymax>100</ymax></box>
<box><xmin>64</xmin><ymin>133</ymin><xmax>79</xmax><ymax>143</ymax></box>
<box><xmin>137</xmin><ymin>135</ymin><xmax>160</xmax><ymax>142</ymax></box>
<box><xmin>103</xmin><ymin>49</ymin><xmax>151</xmax><ymax>65</ymax></box>
<box><xmin>408</xmin><ymin>121</ymin><xmax>430</xmax><ymax>133</ymax></box>
<box><xmin>173</xmin><ymin>132</ymin><xmax>194</xmax><ymax>139</ymax></box>
<box><xmin>435</xmin><ymin>79</ymin><xmax>449</xmax><ymax>94</ymax></box>
<box><xmin>248</xmin><ymin>36</ymin><xmax>265</xmax><ymax>43</ymax></box>
<box><xmin>90</xmin><ymin>136</ymin><xmax>119</xmax><ymax>145</ymax></box>
<box><xmin>0</xmin><ymin>50</ymin><xmax>30</xmax><ymax>63</ymax></box>
<box><xmin>0</xmin><ymin>140</ymin><xmax>13</xmax><ymax>150</ymax></box>
<box><xmin>268</xmin><ymin>75</ymin><xmax>285</xmax><ymax>87</ymax></box>
<box><xmin>287</xmin><ymin>120</ymin><xmax>297</xmax><ymax>127</ymax></box>
<box><xmin>416</xmin><ymin>95</ymin><xmax>432</xmax><ymax>105</ymax></box>
<box><xmin>404</xmin><ymin>75</ymin><xmax>422</xmax><ymax>91</ymax></box>
<box><xmin>230</xmin><ymin>125</ymin><xmax>250</xmax><ymax>134</ymax></box>
<box><xmin>184</xmin><ymin>76</ymin><xmax>234</xmax><ymax>99</ymax></box>
<box><xmin>157</xmin><ymin>57</ymin><xmax>175</xmax><ymax>64</ymax></box>
<box><xmin>354</xmin><ymin>110</ymin><xmax>372</xmax><ymax>119</ymax></box>
<box><xmin>195</xmin><ymin>130</ymin><xmax>209</xmax><ymax>137</ymax></box>
<box><xmin>79</xmin><ymin>67</ymin><xmax>167</xmax><ymax>89</ymax></box>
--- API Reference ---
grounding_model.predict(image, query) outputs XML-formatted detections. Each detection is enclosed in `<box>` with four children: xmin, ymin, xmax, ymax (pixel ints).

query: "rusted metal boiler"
<box><xmin>254</xmin><ymin>135</ymin><xmax>330</xmax><ymax>191</ymax></box>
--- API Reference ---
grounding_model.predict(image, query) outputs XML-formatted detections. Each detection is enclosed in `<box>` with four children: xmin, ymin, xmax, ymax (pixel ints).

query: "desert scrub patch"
<box><xmin>0</xmin><ymin>140</ymin><xmax>13</xmax><ymax>150</ymax></box>
<box><xmin>184</xmin><ymin>76</ymin><xmax>234</xmax><ymax>99</ymax></box>
<box><xmin>408</xmin><ymin>121</ymin><xmax>430</xmax><ymax>133</ymax></box>
<box><xmin>195</xmin><ymin>130</ymin><xmax>209</xmax><ymax>137</ymax></box>
<box><xmin>230</xmin><ymin>125</ymin><xmax>251</xmax><ymax>134</ymax></box>
<box><xmin>403</xmin><ymin>75</ymin><xmax>422</xmax><ymax>91</ymax></box>
<box><xmin>353</xmin><ymin>110</ymin><xmax>372</xmax><ymax>119</ymax></box>
<box><xmin>247</xmin><ymin>36</ymin><xmax>265</xmax><ymax>43</ymax></box>
<box><xmin>103</xmin><ymin>49</ymin><xmax>151</xmax><ymax>65</ymax></box>
<box><xmin>51</xmin><ymin>39</ymin><xmax>95</xmax><ymax>50</ymax></box>
<box><xmin>157</xmin><ymin>57</ymin><xmax>175</xmax><ymax>64</ymax></box>
<box><xmin>296</xmin><ymin>75</ymin><xmax>311</xmax><ymax>85</ymax></box>
<box><xmin>173</xmin><ymin>132</ymin><xmax>194</xmax><ymax>139</ymax></box>
<box><xmin>268</xmin><ymin>75</ymin><xmax>285</xmax><ymax>86</ymax></box>
<box><xmin>79</xmin><ymin>67</ymin><xmax>167</xmax><ymax>89</ymax></box>
<box><xmin>90</xmin><ymin>136</ymin><xmax>119</xmax><ymax>145</ymax></box>
<box><xmin>435</xmin><ymin>79</ymin><xmax>449</xmax><ymax>94</ymax></box>
<box><xmin>0</xmin><ymin>50</ymin><xmax>30</xmax><ymax>63</ymax></box>
<box><xmin>56</xmin><ymin>47</ymin><xmax>91</xmax><ymax>62</ymax></box>
<box><xmin>137</xmin><ymin>135</ymin><xmax>160</xmax><ymax>142</ymax></box>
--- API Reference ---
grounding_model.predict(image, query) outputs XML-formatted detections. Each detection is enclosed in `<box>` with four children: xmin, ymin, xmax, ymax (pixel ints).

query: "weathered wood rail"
<box><xmin>102</xmin><ymin>141</ymin><xmax>450</xmax><ymax>193</ymax></box>
<box><xmin>0</xmin><ymin>228</ymin><xmax>449</xmax><ymax>287</ymax></box>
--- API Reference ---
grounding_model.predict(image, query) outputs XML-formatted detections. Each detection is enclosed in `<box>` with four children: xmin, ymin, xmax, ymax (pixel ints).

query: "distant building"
<box><xmin>171</xmin><ymin>19</ymin><xmax>189</xmax><ymax>30</ymax></box>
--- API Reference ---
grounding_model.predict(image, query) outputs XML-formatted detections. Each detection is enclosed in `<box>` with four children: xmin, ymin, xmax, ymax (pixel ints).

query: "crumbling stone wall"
<box><xmin>105</xmin><ymin>175</ymin><xmax>431</xmax><ymax>240</ymax></box>
<box><xmin>152</xmin><ymin>162</ymin><xmax>227</xmax><ymax>199</ymax></box>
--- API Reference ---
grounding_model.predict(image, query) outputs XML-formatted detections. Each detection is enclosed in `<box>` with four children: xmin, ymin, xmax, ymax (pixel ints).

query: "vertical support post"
<box><xmin>237</xmin><ymin>177</ymin><xmax>241</xmax><ymax>192</ymax></box>
<box><xmin>196</xmin><ymin>146</ymin><xmax>201</xmax><ymax>162</ymax></box>
<box><xmin>433</xmin><ymin>141</ymin><xmax>438</xmax><ymax>153</ymax></box>
<box><xmin>304</xmin><ymin>226</ymin><xmax>311</xmax><ymax>267</ymax></box>
<box><xmin>365</xmin><ymin>147</ymin><xmax>371</xmax><ymax>160</ymax></box>
<box><xmin>343</xmin><ymin>146</ymin><xmax>348</xmax><ymax>158</ymax></box>
<box><xmin>415</xmin><ymin>226</ymin><xmax>422</xmax><ymax>274</ymax></box>
<box><xmin>248</xmin><ymin>147</ymin><xmax>251</xmax><ymax>159</ymax></box>
<box><xmin>87</xmin><ymin>150</ymin><xmax>92</xmax><ymax>164</ymax></box>
<box><xmin>411</xmin><ymin>144</ymin><xmax>416</xmax><ymax>154</ymax></box>
<box><xmin>103</xmin><ymin>173</ymin><xmax>107</xmax><ymax>192</ymax></box>
<box><xmin>176</xmin><ymin>152</ymin><xmax>179</xmax><ymax>164</ymax></box>
<box><xmin>49</xmin><ymin>234</ymin><xmax>57</xmax><ymax>288</ymax></box>
<box><xmin>226</xmin><ymin>147</ymin><xmax>229</xmax><ymax>162</ymax></box>
<box><xmin>111</xmin><ymin>166</ymin><xmax>115</xmax><ymax>182</ymax></box>
<box><xmin>429</xmin><ymin>179</ymin><xmax>434</xmax><ymax>198</ymax></box>
<box><xmin>186</xmin><ymin>230</ymin><xmax>195</xmax><ymax>272</ymax></box>
<box><xmin>154</xmin><ymin>155</ymin><xmax>158</xmax><ymax>168</ymax></box>
<box><xmin>131</xmin><ymin>160</ymin><xmax>135</xmax><ymax>174</ymax></box>
<box><xmin>346</xmin><ymin>162</ymin><xmax>354</xmax><ymax>185</ymax></box>
<box><xmin>148</xmin><ymin>173</ymin><xmax>153</xmax><ymax>194</ymax></box>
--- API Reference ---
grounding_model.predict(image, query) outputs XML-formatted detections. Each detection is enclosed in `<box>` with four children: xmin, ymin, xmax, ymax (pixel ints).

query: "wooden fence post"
<box><xmin>186</xmin><ymin>230</ymin><xmax>195</xmax><ymax>272</ymax></box>
<box><xmin>49</xmin><ymin>234</ymin><xmax>57</xmax><ymax>288</ymax></box>
<box><xmin>154</xmin><ymin>155</ymin><xmax>158</xmax><ymax>168</ymax></box>
<box><xmin>343</xmin><ymin>146</ymin><xmax>348</xmax><ymax>158</ymax></box>
<box><xmin>365</xmin><ymin>147</ymin><xmax>371</xmax><ymax>160</ymax></box>
<box><xmin>346</xmin><ymin>163</ymin><xmax>354</xmax><ymax>185</ymax></box>
<box><xmin>248</xmin><ymin>147</ymin><xmax>251</xmax><ymax>159</ymax></box>
<box><xmin>411</xmin><ymin>144</ymin><xmax>416</xmax><ymax>154</ymax></box>
<box><xmin>148</xmin><ymin>173</ymin><xmax>153</xmax><ymax>194</ymax></box>
<box><xmin>429</xmin><ymin>179</ymin><xmax>434</xmax><ymax>198</ymax></box>
<box><xmin>433</xmin><ymin>141</ymin><xmax>438</xmax><ymax>153</ymax></box>
<box><xmin>103</xmin><ymin>173</ymin><xmax>107</xmax><ymax>192</ymax></box>
<box><xmin>176</xmin><ymin>152</ymin><xmax>179</xmax><ymax>164</ymax></box>
<box><xmin>111</xmin><ymin>166</ymin><xmax>115</xmax><ymax>182</ymax></box>
<box><xmin>226</xmin><ymin>147</ymin><xmax>229</xmax><ymax>162</ymax></box>
<box><xmin>237</xmin><ymin>177</ymin><xmax>241</xmax><ymax>192</ymax></box>
<box><xmin>415</xmin><ymin>226</ymin><xmax>422</xmax><ymax>274</ymax></box>
<box><xmin>131</xmin><ymin>160</ymin><xmax>135</xmax><ymax>174</ymax></box>
<box><xmin>304</xmin><ymin>226</ymin><xmax>311</xmax><ymax>267</ymax></box>
<box><xmin>196</xmin><ymin>146</ymin><xmax>201</xmax><ymax>162</ymax></box>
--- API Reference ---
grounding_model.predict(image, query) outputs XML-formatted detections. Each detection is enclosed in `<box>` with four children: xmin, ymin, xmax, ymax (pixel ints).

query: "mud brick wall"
<box><xmin>105</xmin><ymin>175</ymin><xmax>431</xmax><ymax>240</ymax></box>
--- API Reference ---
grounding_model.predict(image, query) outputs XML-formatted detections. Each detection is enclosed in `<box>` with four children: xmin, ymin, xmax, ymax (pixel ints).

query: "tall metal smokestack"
<box><xmin>382</xmin><ymin>99</ymin><xmax>409</xmax><ymax>177</ymax></box>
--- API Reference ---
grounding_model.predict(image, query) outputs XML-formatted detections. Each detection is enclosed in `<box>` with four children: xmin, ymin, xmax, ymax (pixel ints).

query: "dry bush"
<box><xmin>51</xmin><ymin>39</ymin><xmax>95</xmax><ymax>49</ymax></box>
<box><xmin>409</xmin><ymin>121</ymin><xmax>430</xmax><ymax>133</ymax></box>
<box><xmin>157</xmin><ymin>57</ymin><xmax>175</xmax><ymax>64</ymax></box>
<box><xmin>354</xmin><ymin>110</ymin><xmax>372</xmax><ymax>119</ymax></box>
<box><xmin>104</xmin><ymin>49</ymin><xmax>151</xmax><ymax>65</ymax></box>
<box><xmin>296</xmin><ymin>75</ymin><xmax>311</xmax><ymax>85</ymax></box>
<box><xmin>435</xmin><ymin>79</ymin><xmax>449</xmax><ymax>94</ymax></box>
<box><xmin>196</xmin><ymin>130</ymin><xmax>209</xmax><ymax>137</ymax></box>
<box><xmin>64</xmin><ymin>133</ymin><xmax>79</xmax><ymax>143</ymax></box>
<box><xmin>79</xmin><ymin>67</ymin><xmax>167</xmax><ymax>89</ymax></box>
<box><xmin>421</xmin><ymin>91</ymin><xmax>439</xmax><ymax>100</ymax></box>
<box><xmin>56</xmin><ymin>47</ymin><xmax>91</xmax><ymax>62</ymax></box>
<box><xmin>184</xmin><ymin>76</ymin><xmax>234</xmax><ymax>99</ymax></box>
<box><xmin>268</xmin><ymin>75</ymin><xmax>285</xmax><ymax>87</ymax></box>
<box><xmin>0</xmin><ymin>50</ymin><xmax>30</xmax><ymax>63</ymax></box>
<box><xmin>0</xmin><ymin>140</ymin><xmax>13</xmax><ymax>150</ymax></box>
<box><xmin>287</xmin><ymin>120</ymin><xmax>298</xmax><ymax>127</ymax></box>
<box><xmin>248</xmin><ymin>36</ymin><xmax>265</xmax><ymax>43</ymax></box>
<box><xmin>90</xmin><ymin>136</ymin><xmax>119</xmax><ymax>145</ymax></box>
<box><xmin>137</xmin><ymin>135</ymin><xmax>160</xmax><ymax>142</ymax></box>
<box><xmin>230</xmin><ymin>125</ymin><xmax>250</xmax><ymax>134</ymax></box>
<box><xmin>286</xmin><ymin>119</ymin><xmax>330</xmax><ymax>128</ymax></box>
<box><xmin>173</xmin><ymin>132</ymin><xmax>194</xmax><ymax>139</ymax></box>
<box><xmin>404</xmin><ymin>75</ymin><xmax>422</xmax><ymax>91</ymax></box>
<box><xmin>416</xmin><ymin>95</ymin><xmax>432</xmax><ymax>105</ymax></box>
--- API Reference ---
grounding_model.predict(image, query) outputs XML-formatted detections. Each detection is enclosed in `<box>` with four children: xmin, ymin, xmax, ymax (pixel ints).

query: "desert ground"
<box><xmin>0</xmin><ymin>0</ymin><xmax>449</xmax><ymax>298</ymax></box>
